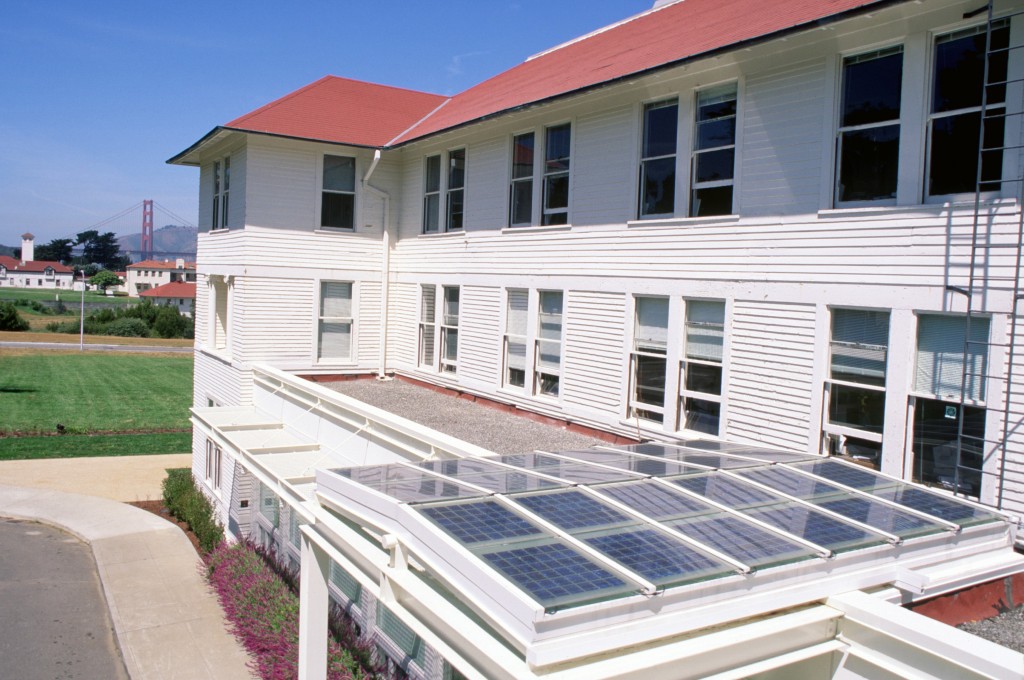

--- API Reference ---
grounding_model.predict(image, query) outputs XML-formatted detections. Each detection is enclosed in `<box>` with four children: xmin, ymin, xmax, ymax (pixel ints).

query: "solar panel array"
<box><xmin>326</xmin><ymin>440</ymin><xmax>1004</xmax><ymax>611</ymax></box>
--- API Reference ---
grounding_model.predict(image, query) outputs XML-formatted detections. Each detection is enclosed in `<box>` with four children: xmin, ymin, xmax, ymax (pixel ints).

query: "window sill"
<box><xmin>819</xmin><ymin>197</ymin><xmax>1019</xmax><ymax>220</ymax></box>
<box><xmin>313</xmin><ymin>228</ymin><xmax>355</xmax><ymax>235</ymax></box>
<box><xmin>501</xmin><ymin>224</ymin><xmax>572</xmax><ymax>235</ymax></box>
<box><xmin>417</xmin><ymin>230</ymin><xmax>466</xmax><ymax>239</ymax></box>
<box><xmin>200</xmin><ymin>346</ymin><xmax>233</xmax><ymax>365</ymax></box>
<box><xmin>627</xmin><ymin>214</ymin><xmax>740</xmax><ymax>229</ymax></box>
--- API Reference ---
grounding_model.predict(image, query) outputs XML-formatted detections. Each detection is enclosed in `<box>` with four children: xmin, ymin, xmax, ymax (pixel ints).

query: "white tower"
<box><xmin>20</xmin><ymin>232</ymin><xmax>34</xmax><ymax>263</ymax></box>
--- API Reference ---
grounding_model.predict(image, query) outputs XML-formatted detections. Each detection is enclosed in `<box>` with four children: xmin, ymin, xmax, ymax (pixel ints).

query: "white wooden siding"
<box><xmin>234</xmin><ymin>277</ymin><xmax>316</xmax><ymax>364</ymax></box>
<box><xmin>999</xmin><ymin>316</ymin><xmax>1024</xmax><ymax>515</ymax></box>
<box><xmin>572</xmin><ymin>105</ymin><xmax>636</xmax><ymax>226</ymax></box>
<box><xmin>388</xmin><ymin>282</ymin><xmax>419</xmax><ymax>370</ymax></box>
<box><xmin>228</xmin><ymin>145</ymin><xmax>247</xmax><ymax>228</ymax></box>
<box><xmin>457</xmin><ymin>286</ymin><xmax>501</xmax><ymax>387</ymax></box>
<box><xmin>247</xmin><ymin>141</ymin><xmax>317</xmax><ymax>229</ymax></box>
<box><xmin>562</xmin><ymin>291</ymin><xmax>627</xmax><ymax>415</ymax></box>
<box><xmin>358</xmin><ymin>282</ymin><xmax>383</xmax><ymax>365</ymax></box>
<box><xmin>726</xmin><ymin>300</ymin><xmax>818</xmax><ymax>449</ymax></box>
<box><xmin>193</xmin><ymin>351</ymin><xmax>249</xmax><ymax>408</ymax></box>
<box><xmin>464</xmin><ymin>138</ymin><xmax>507</xmax><ymax>232</ymax></box>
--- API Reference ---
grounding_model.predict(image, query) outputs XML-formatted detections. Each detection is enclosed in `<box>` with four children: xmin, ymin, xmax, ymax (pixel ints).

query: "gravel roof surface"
<box><xmin>322</xmin><ymin>379</ymin><xmax>606</xmax><ymax>455</ymax></box>
<box><xmin>958</xmin><ymin>604</ymin><xmax>1024</xmax><ymax>653</ymax></box>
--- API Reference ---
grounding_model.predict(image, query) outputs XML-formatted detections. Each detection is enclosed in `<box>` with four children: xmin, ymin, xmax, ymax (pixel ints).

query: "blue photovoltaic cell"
<box><xmin>816</xmin><ymin>497</ymin><xmax>938</xmax><ymax>537</ymax></box>
<box><xmin>499</xmin><ymin>453</ymin><xmax>629</xmax><ymax>483</ymax></box>
<box><xmin>516</xmin><ymin>491</ymin><xmax>631</xmax><ymax>530</ymax></box>
<box><xmin>673</xmin><ymin>474</ymin><xmax>778</xmax><ymax>506</ymax></box>
<box><xmin>562</xmin><ymin>449</ymin><xmax>694</xmax><ymax>476</ymax></box>
<box><xmin>599</xmin><ymin>482</ymin><xmax>709</xmax><ymax>520</ymax></box>
<box><xmin>619</xmin><ymin>444</ymin><xmax>759</xmax><ymax>470</ymax></box>
<box><xmin>583</xmin><ymin>529</ymin><xmax>726</xmax><ymax>583</ymax></box>
<box><xmin>334</xmin><ymin>464</ymin><xmax>484</xmax><ymax>502</ymax></box>
<box><xmin>739</xmin><ymin>467</ymin><xmax>839</xmax><ymax>498</ymax></box>
<box><xmin>670</xmin><ymin>515</ymin><xmax>816</xmax><ymax>564</ymax></box>
<box><xmin>481</xmin><ymin>543</ymin><xmax>629</xmax><ymax>607</ymax></box>
<box><xmin>875</xmin><ymin>487</ymin><xmax>999</xmax><ymax>526</ymax></box>
<box><xmin>417</xmin><ymin>459</ymin><xmax>566</xmax><ymax>493</ymax></box>
<box><xmin>419</xmin><ymin>501</ymin><xmax>540</xmax><ymax>544</ymax></box>
<box><xmin>793</xmin><ymin>460</ymin><xmax>896</xmax><ymax>492</ymax></box>
<box><xmin>749</xmin><ymin>505</ymin><xmax>884</xmax><ymax>552</ymax></box>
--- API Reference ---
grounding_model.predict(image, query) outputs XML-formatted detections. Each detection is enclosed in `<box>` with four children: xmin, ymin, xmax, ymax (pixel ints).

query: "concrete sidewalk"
<box><xmin>0</xmin><ymin>453</ymin><xmax>192</xmax><ymax>502</ymax></box>
<box><xmin>0</xmin><ymin>460</ymin><xmax>253</xmax><ymax>679</ymax></box>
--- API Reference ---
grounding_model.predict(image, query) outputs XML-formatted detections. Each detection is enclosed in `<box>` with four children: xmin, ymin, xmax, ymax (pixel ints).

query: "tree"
<box><xmin>89</xmin><ymin>270</ymin><xmax>121</xmax><ymax>292</ymax></box>
<box><xmin>0</xmin><ymin>302</ymin><xmax>29</xmax><ymax>331</ymax></box>
<box><xmin>76</xmin><ymin>230</ymin><xmax>128</xmax><ymax>270</ymax></box>
<box><xmin>35</xmin><ymin>239</ymin><xmax>74</xmax><ymax>263</ymax></box>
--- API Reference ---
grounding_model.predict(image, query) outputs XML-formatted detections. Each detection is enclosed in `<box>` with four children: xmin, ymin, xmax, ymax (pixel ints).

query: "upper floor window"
<box><xmin>210</xmin><ymin>275</ymin><xmax>230</xmax><ymax>352</ymax></box>
<box><xmin>212</xmin><ymin>157</ymin><xmax>230</xmax><ymax>230</ymax></box>
<box><xmin>446</xmin><ymin>149</ymin><xmax>466</xmax><ymax>231</ymax></box>
<box><xmin>691</xmin><ymin>84</ymin><xmax>737</xmax><ymax>216</ymax></box>
<box><xmin>423</xmin><ymin>155</ymin><xmax>441</xmax><ymax>233</ymax></box>
<box><xmin>318</xmin><ymin>281</ymin><xmax>353</xmax><ymax>361</ymax></box>
<box><xmin>639</xmin><ymin>99</ymin><xmax>678</xmax><ymax>218</ymax></box>
<box><xmin>509</xmin><ymin>134</ymin><xmax>534</xmax><ymax>227</ymax></box>
<box><xmin>927</xmin><ymin>21</ymin><xmax>1009</xmax><ymax>197</ymax></box>
<box><xmin>321</xmin><ymin>155</ymin><xmax>355</xmax><ymax>229</ymax></box>
<box><xmin>542</xmin><ymin>124</ymin><xmax>571</xmax><ymax>225</ymax></box>
<box><xmin>836</xmin><ymin>47</ymin><xmax>903</xmax><ymax>204</ymax></box>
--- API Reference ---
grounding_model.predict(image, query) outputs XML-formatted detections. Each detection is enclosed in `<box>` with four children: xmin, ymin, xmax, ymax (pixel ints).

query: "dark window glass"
<box><xmin>691</xmin><ymin>186</ymin><xmax>732</xmax><ymax>218</ymax></box>
<box><xmin>684</xmin><ymin>363</ymin><xmax>722</xmax><ymax>396</ymax></box>
<box><xmin>643</xmin><ymin>101</ymin><xmax>678</xmax><ymax>159</ymax></box>
<box><xmin>837</xmin><ymin>126</ymin><xmax>900</xmax><ymax>202</ymax></box>
<box><xmin>842</xmin><ymin>49</ymin><xmax>903</xmax><ymax>127</ymax></box>
<box><xmin>321</xmin><ymin>193</ymin><xmax>354</xmax><ymax>229</ymax></box>
<box><xmin>828</xmin><ymin>383</ymin><xmax>886</xmax><ymax>434</ymax></box>
<box><xmin>912</xmin><ymin>398</ymin><xmax>985</xmax><ymax>496</ymax></box>
<box><xmin>640</xmin><ymin>157</ymin><xmax>676</xmax><ymax>217</ymax></box>
<box><xmin>683</xmin><ymin>398</ymin><xmax>720</xmax><ymax>435</ymax></box>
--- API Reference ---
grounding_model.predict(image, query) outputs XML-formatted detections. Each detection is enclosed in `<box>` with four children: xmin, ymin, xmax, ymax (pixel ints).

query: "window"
<box><xmin>205</xmin><ymin>439</ymin><xmax>214</xmax><ymax>481</ymax></box>
<box><xmin>691</xmin><ymin>84</ymin><xmax>737</xmax><ymax>216</ymax></box>
<box><xmin>509</xmin><ymin>133</ymin><xmax>534</xmax><ymax>227</ymax></box>
<box><xmin>329</xmin><ymin>560</ymin><xmax>362</xmax><ymax>604</ymax></box>
<box><xmin>321</xmin><ymin>155</ymin><xmax>356</xmax><ymax>229</ymax></box>
<box><xmin>680</xmin><ymin>300</ymin><xmax>725</xmax><ymax>434</ymax></box>
<box><xmin>318</xmin><ymin>282</ymin><xmax>353</xmax><ymax>361</ymax></box>
<box><xmin>836</xmin><ymin>47</ymin><xmax>903</xmax><ymax>204</ymax></box>
<box><xmin>377</xmin><ymin>606</ymin><xmax>426</xmax><ymax>670</ymax></box>
<box><xmin>210</xmin><ymin>275</ymin><xmax>230</xmax><ymax>352</ymax></box>
<box><xmin>639</xmin><ymin>100</ymin><xmax>678</xmax><ymax>218</ymax></box>
<box><xmin>440</xmin><ymin>286</ymin><xmax>460</xmax><ymax>374</ymax></box>
<box><xmin>822</xmin><ymin>309</ymin><xmax>890</xmax><ymax>467</ymax></box>
<box><xmin>212</xmin><ymin>157</ymin><xmax>229</xmax><ymax>230</ymax></box>
<box><xmin>927</xmin><ymin>22</ymin><xmax>1009</xmax><ymax>197</ymax></box>
<box><xmin>213</xmin><ymin>444</ymin><xmax>222</xmax><ymax>489</ymax></box>
<box><xmin>258</xmin><ymin>481</ymin><xmax>279</xmax><ymax>528</ymax></box>
<box><xmin>535</xmin><ymin>291</ymin><xmax>563</xmax><ymax>396</ymax></box>
<box><xmin>504</xmin><ymin>289</ymin><xmax>528</xmax><ymax>388</ymax></box>
<box><xmin>446</xmin><ymin>149</ymin><xmax>466</xmax><ymax>231</ymax></box>
<box><xmin>419</xmin><ymin>286</ymin><xmax>436</xmax><ymax>368</ymax></box>
<box><xmin>629</xmin><ymin>297</ymin><xmax>669</xmax><ymax>422</ymax></box>
<box><xmin>542</xmin><ymin>124</ymin><xmax>571</xmax><ymax>225</ymax></box>
<box><xmin>423</xmin><ymin>155</ymin><xmax>441</xmax><ymax>233</ymax></box>
<box><xmin>912</xmin><ymin>314</ymin><xmax>991</xmax><ymax>496</ymax></box>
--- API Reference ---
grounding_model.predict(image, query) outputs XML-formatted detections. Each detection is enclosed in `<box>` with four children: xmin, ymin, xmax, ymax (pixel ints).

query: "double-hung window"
<box><xmin>321</xmin><ymin>155</ymin><xmax>355</xmax><ymax>229</ymax></box>
<box><xmin>212</xmin><ymin>157</ymin><xmax>229</xmax><ymax>230</ymax></box>
<box><xmin>639</xmin><ymin>99</ymin><xmax>678</xmax><ymax>218</ymax></box>
<box><xmin>629</xmin><ymin>296</ymin><xmax>669</xmax><ymax>422</ymax></box>
<box><xmin>440</xmin><ymin>286</ymin><xmax>460</xmax><ymax>374</ymax></box>
<box><xmin>836</xmin><ymin>47</ymin><xmax>903</xmax><ymax>204</ymax></box>
<box><xmin>317</xmin><ymin>281</ymin><xmax>353</xmax><ymax>361</ymax></box>
<box><xmin>446</xmin><ymin>149</ymin><xmax>466</xmax><ymax>231</ymax></box>
<box><xmin>822</xmin><ymin>309</ymin><xmax>889</xmax><ymax>466</ymax></box>
<box><xmin>210</xmin><ymin>275</ymin><xmax>230</xmax><ymax>352</ymax></box>
<box><xmin>535</xmin><ymin>291</ymin><xmax>563</xmax><ymax>396</ymax></box>
<box><xmin>542</xmin><ymin>124</ymin><xmax>571</xmax><ymax>225</ymax></box>
<box><xmin>205</xmin><ymin>439</ymin><xmax>222</xmax><ymax>490</ymax></box>
<box><xmin>691</xmin><ymin>84</ymin><xmax>737</xmax><ymax>216</ymax></box>
<box><xmin>423</xmin><ymin>155</ymin><xmax>442</xmax><ymax>233</ymax></box>
<box><xmin>680</xmin><ymin>300</ymin><xmax>725</xmax><ymax>434</ymax></box>
<box><xmin>927</xmin><ymin>21</ymin><xmax>1009</xmax><ymax>197</ymax></box>
<box><xmin>419</xmin><ymin>285</ymin><xmax>436</xmax><ymax>368</ymax></box>
<box><xmin>509</xmin><ymin>134</ymin><xmax>534</xmax><ymax>227</ymax></box>
<box><xmin>911</xmin><ymin>314</ymin><xmax>990</xmax><ymax>496</ymax></box>
<box><xmin>504</xmin><ymin>289</ymin><xmax>528</xmax><ymax>388</ymax></box>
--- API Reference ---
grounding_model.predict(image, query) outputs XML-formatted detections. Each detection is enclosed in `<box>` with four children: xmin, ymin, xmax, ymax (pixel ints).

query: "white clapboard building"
<box><xmin>172</xmin><ymin>1</ymin><xmax>1024</xmax><ymax>677</ymax></box>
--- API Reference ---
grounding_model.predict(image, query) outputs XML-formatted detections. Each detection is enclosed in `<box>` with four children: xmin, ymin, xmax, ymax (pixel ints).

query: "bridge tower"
<box><xmin>141</xmin><ymin>199</ymin><xmax>154</xmax><ymax>260</ymax></box>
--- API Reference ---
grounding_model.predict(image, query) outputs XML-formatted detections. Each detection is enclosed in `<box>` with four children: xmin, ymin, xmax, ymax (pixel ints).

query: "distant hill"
<box><xmin>117</xmin><ymin>225</ymin><xmax>197</xmax><ymax>263</ymax></box>
<box><xmin>0</xmin><ymin>243</ymin><xmax>15</xmax><ymax>257</ymax></box>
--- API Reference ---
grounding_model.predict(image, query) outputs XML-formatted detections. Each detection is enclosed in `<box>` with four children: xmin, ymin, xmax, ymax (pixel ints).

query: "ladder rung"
<box><xmin>992</xmin><ymin>9</ymin><xmax>1024</xmax><ymax>21</ymax></box>
<box><xmin>971</xmin><ymin>243</ymin><xmax>1024</xmax><ymax>249</ymax></box>
<box><xmin>984</xmin><ymin>77</ymin><xmax>1024</xmax><ymax>89</ymax></box>
<box><xmin>966</xmin><ymin>340</ymin><xmax>1012</xmax><ymax>348</ymax></box>
<box><xmin>981</xmin><ymin>144</ymin><xmax>1024</xmax><ymax>152</ymax></box>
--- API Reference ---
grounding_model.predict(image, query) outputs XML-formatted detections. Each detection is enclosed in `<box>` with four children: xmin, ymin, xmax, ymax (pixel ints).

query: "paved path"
<box><xmin>0</xmin><ymin>341</ymin><xmax>192</xmax><ymax>353</ymax></box>
<box><xmin>0</xmin><ymin>453</ymin><xmax>192</xmax><ymax>502</ymax></box>
<box><xmin>0</xmin><ymin>518</ymin><xmax>129</xmax><ymax>679</ymax></box>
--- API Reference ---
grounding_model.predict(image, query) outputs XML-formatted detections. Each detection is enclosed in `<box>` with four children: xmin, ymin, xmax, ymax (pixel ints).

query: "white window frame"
<box><xmin>534</xmin><ymin>290</ymin><xmax>564</xmax><ymax>397</ymax></box>
<box><xmin>440</xmin><ymin>285</ymin><xmax>460</xmax><ymax>374</ymax></box>
<box><xmin>212</xmin><ymin>157</ymin><xmax>230</xmax><ymax>231</ymax></box>
<box><xmin>503</xmin><ymin>288</ymin><xmax>529</xmax><ymax>389</ymax></box>
<box><xmin>445</xmin><ymin>148</ymin><xmax>466</xmax><ymax>231</ymax></box>
<box><xmin>628</xmin><ymin>296</ymin><xmax>670</xmax><ymax>423</ymax></box>
<box><xmin>205</xmin><ymin>438</ymin><xmax>222</xmax><ymax>491</ymax></box>
<box><xmin>418</xmin><ymin>284</ymin><xmax>437</xmax><ymax>370</ymax></box>
<box><xmin>423</xmin><ymin>154</ymin><xmax>442</xmax><ymax>233</ymax></box>
<box><xmin>638</xmin><ymin>98</ymin><xmax>679</xmax><ymax>219</ymax></box>
<box><xmin>319</xmin><ymin>153</ymin><xmax>357</xmax><ymax>230</ymax></box>
<box><xmin>690</xmin><ymin>83</ymin><xmax>738</xmax><ymax>217</ymax></box>
<box><xmin>678</xmin><ymin>299</ymin><xmax>726</xmax><ymax>435</ymax></box>
<box><xmin>208</xmin><ymin>275</ymin><xmax>231</xmax><ymax>356</ymax></box>
<box><xmin>315</xmin><ymin>280</ymin><xmax>356</xmax><ymax>364</ymax></box>
<box><xmin>541</xmin><ymin>123</ymin><xmax>572</xmax><ymax>226</ymax></box>
<box><xmin>508</xmin><ymin>133</ymin><xmax>535</xmax><ymax>228</ymax></box>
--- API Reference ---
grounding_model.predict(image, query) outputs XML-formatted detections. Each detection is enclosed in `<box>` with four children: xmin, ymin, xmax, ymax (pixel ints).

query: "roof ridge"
<box><xmin>386</xmin><ymin>97</ymin><xmax>454</xmax><ymax>147</ymax></box>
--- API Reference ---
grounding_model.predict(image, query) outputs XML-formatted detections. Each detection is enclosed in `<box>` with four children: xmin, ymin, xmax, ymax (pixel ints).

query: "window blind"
<box><xmin>685</xmin><ymin>300</ymin><xmax>725</xmax><ymax>361</ymax></box>
<box><xmin>635</xmin><ymin>297</ymin><xmax>669</xmax><ymax>351</ymax></box>
<box><xmin>915</xmin><ymin>315</ymin><xmax>989</xmax><ymax>401</ymax></box>
<box><xmin>320</xmin><ymin>282</ymin><xmax>352</xmax><ymax>318</ymax></box>
<box><xmin>830</xmin><ymin>309</ymin><xmax>889</xmax><ymax>382</ymax></box>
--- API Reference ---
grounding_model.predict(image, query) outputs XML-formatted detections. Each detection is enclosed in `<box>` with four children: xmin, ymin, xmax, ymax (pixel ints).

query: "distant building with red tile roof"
<box><xmin>140</xmin><ymin>281</ymin><xmax>196</xmax><ymax>317</ymax></box>
<box><xmin>126</xmin><ymin>258</ymin><xmax>196</xmax><ymax>297</ymax></box>
<box><xmin>0</xmin><ymin>234</ymin><xmax>74</xmax><ymax>290</ymax></box>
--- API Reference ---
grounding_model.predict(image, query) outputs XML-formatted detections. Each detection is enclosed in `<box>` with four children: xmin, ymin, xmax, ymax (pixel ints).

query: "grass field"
<box><xmin>0</xmin><ymin>287</ymin><xmax>132</xmax><ymax>304</ymax></box>
<box><xmin>0</xmin><ymin>348</ymin><xmax>193</xmax><ymax>459</ymax></box>
<box><xmin>0</xmin><ymin>331</ymin><xmax>193</xmax><ymax>347</ymax></box>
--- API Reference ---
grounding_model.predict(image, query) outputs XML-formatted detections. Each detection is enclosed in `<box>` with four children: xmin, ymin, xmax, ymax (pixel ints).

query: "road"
<box><xmin>0</xmin><ymin>341</ymin><xmax>191</xmax><ymax>353</ymax></box>
<box><xmin>0</xmin><ymin>518</ymin><xmax>129</xmax><ymax>679</ymax></box>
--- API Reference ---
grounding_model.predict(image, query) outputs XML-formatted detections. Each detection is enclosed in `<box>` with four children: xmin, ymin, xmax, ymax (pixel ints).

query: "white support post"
<box><xmin>298</xmin><ymin>528</ymin><xmax>330</xmax><ymax>680</ymax></box>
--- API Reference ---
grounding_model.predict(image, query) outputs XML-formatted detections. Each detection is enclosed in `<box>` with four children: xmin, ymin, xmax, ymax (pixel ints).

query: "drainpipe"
<box><xmin>362</xmin><ymin>149</ymin><xmax>391</xmax><ymax>379</ymax></box>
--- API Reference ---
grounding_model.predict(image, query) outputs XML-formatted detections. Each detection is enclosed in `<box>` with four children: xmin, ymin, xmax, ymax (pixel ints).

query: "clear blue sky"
<box><xmin>0</xmin><ymin>0</ymin><xmax>654</xmax><ymax>247</ymax></box>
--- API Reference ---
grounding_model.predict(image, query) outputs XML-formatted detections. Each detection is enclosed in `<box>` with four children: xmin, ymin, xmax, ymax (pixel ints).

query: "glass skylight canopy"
<box><xmin>321</xmin><ymin>441</ymin><xmax>1006</xmax><ymax>612</ymax></box>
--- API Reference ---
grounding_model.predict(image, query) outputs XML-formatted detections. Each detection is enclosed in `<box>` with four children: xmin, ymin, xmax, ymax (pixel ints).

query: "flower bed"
<box><xmin>206</xmin><ymin>541</ymin><xmax>379</xmax><ymax>680</ymax></box>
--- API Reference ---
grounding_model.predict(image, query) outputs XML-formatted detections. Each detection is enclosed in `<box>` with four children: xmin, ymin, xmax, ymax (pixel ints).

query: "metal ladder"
<box><xmin>947</xmin><ymin>0</ymin><xmax>1024</xmax><ymax>509</ymax></box>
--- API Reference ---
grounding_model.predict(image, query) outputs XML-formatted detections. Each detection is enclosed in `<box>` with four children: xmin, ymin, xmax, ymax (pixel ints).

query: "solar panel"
<box><xmin>599</xmin><ymin>481</ymin><xmax>710</xmax><ymax>520</ymax></box>
<box><xmin>515</xmin><ymin>490</ymin><xmax>631</xmax><ymax>530</ymax></box>
<box><xmin>417</xmin><ymin>458</ymin><xmax>567</xmax><ymax>493</ymax></box>
<box><xmin>556</xmin><ymin>449</ymin><xmax>695</xmax><ymax>476</ymax></box>
<box><xmin>875</xmin><ymin>487</ymin><xmax>1001</xmax><ymax>527</ymax></box>
<box><xmin>748</xmin><ymin>505</ymin><xmax>886</xmax><ymax>553</ymax></box>
<box><xmin>582</xmin><ymin>529</ymin><xmax>728</xmax><ymax>585</ymax></box>
<box><xmin>791</xmin><ymin>460</ymin><xmax>898</xmax><ymax>492</ymax></box>
<box><xmin>499</xmin><ymin>452</ymin><xmax>634</xmax><ymax>483</ymax></box>
<box><xmin>480</xmin><ymin>543</ymin><xmax>634</xmax><ymax>609</ymax></box>
<box><xmin>615</xmin><ymin>443</ymin><xmax>762</xmax><ymax>470</ymax></box>
<box><xmin>419</xmin><ymin>500</ymin><xmax>541</xmax><ymax>544</ymax></box>
<box><xmin>672</xmin><ymin>473</ymin><xmax>778</xmax><ymax>506</ymax></box>
<box><xmin>668</xmin><ymin>515</ymin><xmax>817</xmax><ymax>567</ymax></box>
<box><xmin>335</xmin><ymin>464</ymin><xmax>486</xmax><ymax>502</ymax></box>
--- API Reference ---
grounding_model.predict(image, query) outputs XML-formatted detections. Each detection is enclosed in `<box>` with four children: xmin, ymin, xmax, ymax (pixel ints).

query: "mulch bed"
<box><xmin>127</xmin><ymin>500</ymin><xmax>205</xmax><ymax>557</ymax></box>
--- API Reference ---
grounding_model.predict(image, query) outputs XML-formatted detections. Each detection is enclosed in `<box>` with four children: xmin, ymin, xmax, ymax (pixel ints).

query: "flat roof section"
<box><xmin>321</xmin><ymin>378</ymin><xmax>608</xmax><ymax>455</ymax></box>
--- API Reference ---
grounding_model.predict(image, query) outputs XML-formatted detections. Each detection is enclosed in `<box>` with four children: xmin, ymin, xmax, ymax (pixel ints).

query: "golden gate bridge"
<box><xmin>67</xmin><ymin>200</ymin><xmax>196</xmax><ymax>262</ymax></box>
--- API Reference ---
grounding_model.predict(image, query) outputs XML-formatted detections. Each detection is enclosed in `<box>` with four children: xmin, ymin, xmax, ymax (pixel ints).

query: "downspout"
<box><xmin>362</xmin><ymin>149</ymin><xmax>391</xmax><ymax>379</ymax></box>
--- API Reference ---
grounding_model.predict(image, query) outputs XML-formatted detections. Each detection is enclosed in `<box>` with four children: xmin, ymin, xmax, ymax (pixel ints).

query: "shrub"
<box><xmin>0</xmin><ymin>302</ymin><xmax>30</xmax><ymax>331</ymax></box>
<box><xmin>161</xmin><ymin>468</ymin><xmax>224</xmax><ymax>554</ymax></box>
<box><xmin>152</xmin><ymin>305</ymin><xmax>188</xmax><ymax>338</ymax></box>
<box><xmin>104</xmin><ymin>317</ymin><xmax>150</xmax><ymax>337</ymax></box>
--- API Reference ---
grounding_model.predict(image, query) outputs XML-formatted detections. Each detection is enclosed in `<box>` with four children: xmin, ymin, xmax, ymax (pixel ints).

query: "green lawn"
<box><xmin>0</xmin><ymin>287</ymin><xmax>132</xmax><ymax>305</ymax></box>
<box><xmin>0</xmin><ymin>351</ymin><xmax>193</xmax><ymax>459</ymax></box>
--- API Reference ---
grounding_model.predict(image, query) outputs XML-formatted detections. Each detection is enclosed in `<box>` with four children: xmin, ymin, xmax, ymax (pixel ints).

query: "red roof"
<box><xmin>225</xmin><ymin>76</ymin><xmax>448</xmax><ymax>148</ymax></box>
<box><xmin>140</xmin><ymin>282</ymin><xmax>197</xmax><ymax>299</ymax></box>
<box><xmin>129</xmin><ymin>260</ymin><xmax>196</xmax><ymax>270</ymax></box>
<box><xmin>0</xmin><ymin>255</ymin><xmax>73</xmax><ymax>274</ymax></box>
